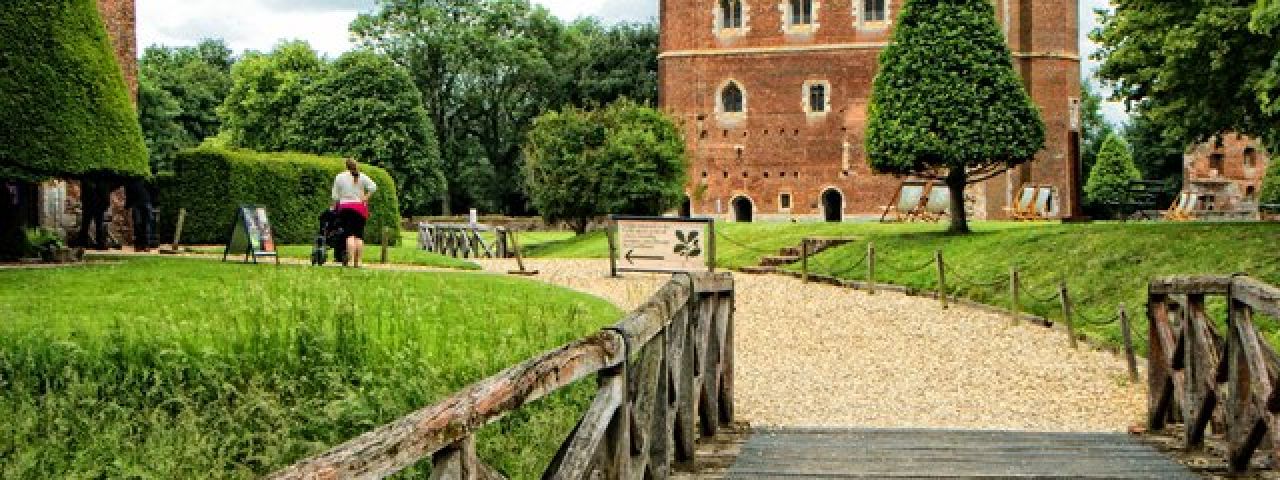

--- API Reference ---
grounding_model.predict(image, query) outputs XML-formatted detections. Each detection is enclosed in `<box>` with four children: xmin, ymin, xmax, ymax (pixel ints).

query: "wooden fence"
<box><xmin>1147</xmin><ymin>275</ymin><xmax>1280</xmax><ymax>472</ymax></box>
<box><xmin>268</xmin><ymin>272</ymin><xmax>736</xmax><ymax>479</ymax></box>
<box><xmin>419</xmin><ymin>223</ymin><xmax>509</xmax><ymax>259</ymax></box>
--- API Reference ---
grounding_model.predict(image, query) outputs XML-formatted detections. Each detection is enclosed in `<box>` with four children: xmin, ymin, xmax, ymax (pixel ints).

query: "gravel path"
<box><xmin>477</xmin><ymin>259</ymin><xmax>1147</xmax><ymax>432</ymax></box>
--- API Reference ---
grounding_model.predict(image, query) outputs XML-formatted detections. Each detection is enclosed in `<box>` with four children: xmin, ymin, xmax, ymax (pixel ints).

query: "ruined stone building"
<box><xmin>658</xmin><ymin>0</ymin><xmax>1082</xmax><ymax>221</ymax></box>
<box><xmin>1183</xmin><ymin>134</ymin><xmax>1271</xmax><ymax>217</ymax></box>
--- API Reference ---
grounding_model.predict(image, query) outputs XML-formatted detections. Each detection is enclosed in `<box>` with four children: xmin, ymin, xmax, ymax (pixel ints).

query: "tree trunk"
<box><xmin>946</xmin><ymin>169</ymin><xmax>970</xmax><ymax>234</ymax></box>
<box><xmin>440</xmin><ymin>178</ymin><xmax>452</xmax><ymax>216</ymax></box>
<box><xmin>573</xmin><ymin>217</ymin><xmax>588</xmax><ymax>235</ymax></box>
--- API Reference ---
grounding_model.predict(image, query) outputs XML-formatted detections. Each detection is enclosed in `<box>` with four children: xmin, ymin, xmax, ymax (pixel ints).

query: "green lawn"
<box><xmin>195</xmin><ymin>232</ymin><xmax>481</xmax><ymax>270</ymax></box>
<box><xmin>0</xmin><ymin>258</ymin><xmax>620</xmax><ymax>479</ymax></box>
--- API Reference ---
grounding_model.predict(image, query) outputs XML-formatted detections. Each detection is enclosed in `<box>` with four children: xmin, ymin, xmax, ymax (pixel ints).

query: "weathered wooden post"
<box><xmin>1119</xmin><ymin>303</ymin><xmax>1139</xmax><ymax>382</ymax></box>
<box><xmin>172</xmin><ymin>207</ymin><xmax>186</xmax><ymax>252</ymax></box>
<box><xmin>1059</xmin><ymin>279</ymin><xmax>1078</xmax><ymax>349</ymax></box>
<box><xmin>606</xmin><ymin>225</ymin><xmax>619</xmax><ymax>278</ymax></box>
<box><xmin>936</xmin><ymin>250</ymin><xmax>948</xmax><ymax>309</ymax></box>
<box><xmin>867</xmin><ymin>242</ymin><xmax>876</xmax><ymax>295</ymax></box>
<box><xmin>381</xmin><ymin>227</ymin><xmax>390</xmax><ymax>264</ymax></box>
<box><xmin>801</xmin><ymin>238</ymin><xmax>810</xmax><ymax>283</ymax></box>
<box><xmin>1009</xmin><ymin>266</ymin><xmax>1021</xmax><ymax>326</ymax></box>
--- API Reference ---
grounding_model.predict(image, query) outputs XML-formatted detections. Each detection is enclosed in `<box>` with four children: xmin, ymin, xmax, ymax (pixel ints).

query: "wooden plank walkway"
<box><xmin>728</xmin><ymin>428</ymin><xmax>1198</xmax><ymax>479</ymax></box>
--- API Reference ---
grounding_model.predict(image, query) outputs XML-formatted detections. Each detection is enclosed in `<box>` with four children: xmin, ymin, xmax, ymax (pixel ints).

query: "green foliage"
<box><xmin>22</xmin><ymin>227</ymin><xmax>64</xmax><ymax>259</ymax></box>
<box><xmin>1262</xmin><ymin>158</ymin><xmax>1280</xmax><ymax>205</ymax></box>
<box><xmin>1124</xmin><ymin>109</ymin><xmax>1186</xmax><ymax>192</ymax></box>
<box><xmin>0</xmin><ymin>0</ymin><xmax>148</xmax><ymax>181</ymax></box>
<box><xmin>159</xmin><ymin>147</ymin><xmax>400</xmax><ymax>245</ymax></box>
<box><xmin>523</xmin><ymin>101</ymin><xmax>687</xmax><ymax>233</ymax></box>
<box><xmin>563</xmin><ymin>20</ymin><xmax>659</xmax><ymax>108</ymax></box>
<box><xmin>865</xmin><ymin>0</ymin><xmax>1044</xmax><ymax>232</ymax></box>
<box><xmin>1084</xmin><ymin>134</ymin><xmax>1141</xmax><ymax>209</ymax></box>
<box><xmin>1080</xmin><ymin>82</ymin><xmax>1115</xmax><ymax>180</ymax></box>
<box><xmin>219</xmin><ymin>41</ymin><xmax>325</xmax><ymax>152</ymax></box>
<box><xmin>0</xmin><ymin>258</ymin><xmax>620</xmax><ymax>478</ymax></box>
<box><xmin>1093</xmin><ymin>1</ymin><xmax>1280</xmax><ymax>147</ymax></box>
<box><xmin>138</xmin><ymin>40</ymin><xmax>235</xmax><ymax>173</ymax></box>
<box><xmin>292</xmin><ymin>51</ymin><xmax>444</xmax><ymax>215</ymax></box>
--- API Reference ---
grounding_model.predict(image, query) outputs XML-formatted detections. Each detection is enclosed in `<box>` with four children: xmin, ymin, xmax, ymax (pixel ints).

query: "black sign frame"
<box><xmin>609</xmin><ymin>215</ymin><xmax>716</xmax><ymax>276</ymax></box>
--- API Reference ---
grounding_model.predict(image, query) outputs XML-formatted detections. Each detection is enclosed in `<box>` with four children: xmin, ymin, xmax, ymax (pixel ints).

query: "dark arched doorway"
<box><xmin>732</xmin><ymin>196</ymin><xmax>753</xmax><ymax>222</ymax></box>
<box><xmin>679</xmin><ymin>195</ymin><xmax>692</xmax><ymax>217</ymax></box>
<box><xmin>822</xmin><ymin>188</ymin><xmax>843</xmax><ymax>222</ymax></box>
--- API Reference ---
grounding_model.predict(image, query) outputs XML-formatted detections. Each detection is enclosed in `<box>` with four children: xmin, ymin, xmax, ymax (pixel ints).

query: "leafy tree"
<box><xmin>1261</xmin><ymin>158</ymin><xmax>1280</xmax><ymax>206</ymax></box>
<box><xmin>1084</xmin><ymin>133</ymin><xmax>1141</xmax><ymax>214</ymax></box>
<box><xmin>865</xmin><ymin>0</ymin><xmax>1044</xmax><ymax>233</ymax></box>
<box><xmin>218</xmin><ymin>40</ymin><xmax>325</xmax><ymax>152</ymax></box>
<box><xmin>1080</xmin><ymin>82</ymin><xmax>1115</xmax><ymax>180</ymax></box>
<box><xmin>523</xmin><ymin>100</ymin><xmax>687</xmax><ymax>234</ymax></box>
<box><xmin>1124</xmin><ymin>107</ymin><xmax>1185</xmax><ymax>192</ymax></box>
<box><xmin>138</xmin><ymin>39</ymin><xmax>234</xmax><ymax>173</ymax></box>
<box><xmin>564</xmin><ymin>19</ymin><xmax>659</xmax><ymax>108</ymax></box>
<box><xmin>1093</xmin><ymin>1</ymin><xmax>1280</xmax><ymax>148</ymax></box>
<box><xmin>292</xmin><ymin>51</ymin><xmax>444</xmax><ymax>215</ymax></box>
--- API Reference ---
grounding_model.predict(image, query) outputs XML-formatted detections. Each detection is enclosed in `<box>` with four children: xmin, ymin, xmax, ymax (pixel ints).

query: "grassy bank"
<box><xmin>0</xmin><ymin>258</ymin><xmax>620</xmax><ymax>478</ymax></box>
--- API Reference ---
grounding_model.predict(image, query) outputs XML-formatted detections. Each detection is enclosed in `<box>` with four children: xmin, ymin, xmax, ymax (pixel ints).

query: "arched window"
<box><xmin>719</xmin><ymin>0</ymin><xmax>743</xmax><ymax>29</ymax></box>
<box><xmin>863</xmin><ymin>0</ymin><xmax>887</xmax><ymax>22</ymax></box>
<box><xmin>721</xmin><ymin>82</ymin><xmax>744</xmax><ymax>113</ymax></box>
<box><xmin>790</xmin><ymin>0</ymin><xmax>813</xmax><ymax>25</ymax></box>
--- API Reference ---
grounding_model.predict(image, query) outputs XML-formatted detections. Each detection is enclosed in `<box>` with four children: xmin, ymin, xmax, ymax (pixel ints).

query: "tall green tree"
<box><xmin>865</xmin><ymin>0</ymin><xmax>1044</xmax><ymax>233</ymax></box>
<box><xmin>1084</xmin><ymin>133</ymin><xmax>1141</xmax><ymax>215</ymax></box>
<box><xmin>1260</xmin><ymin>158</ymin><xmax>1280</xmax><ymax>206</ymax></box>
<box><xmin>564</xmin><ymin>19</ymin><xmax>659</xmax><ymax>108</ymax></box>
<box><xmin>523</xmin><ymin>100</ymin><xmax>687</xmax><ymax>234</ymax></box>
<box><xmin>1123</xmin><ymin>107</ymin><xmax>1186</xmax><ymax>192</ymax></box>
<box><xmin>218</xmin><ymin>40</ymin><xmax>325</xmax><ymax>152</ymax></box>
<box><xmin>1093</xmin><ymin>1</ymin><xmax>1280</xmax><ymax>147</ymax></box>
<box><xmin>1080</xmin><ymin>82</ymin><xmax>1115</xmax><ymax>180</ymax></box>
<box><xmin>138</xmin><ymin>39</ymin><xmax>235</xmax><ymax>173</ymax></box>
<box><xmin>292</xmin><ymin>51</ymin><xmax>444</xmax><ymax>214</ymax></box>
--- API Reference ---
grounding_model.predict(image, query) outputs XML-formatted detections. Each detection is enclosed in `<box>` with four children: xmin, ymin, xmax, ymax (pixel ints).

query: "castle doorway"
<box><xmin>822</xmin><ymin>188</ymin><xmax>843</xmax><ymax>222</ymax></box>
<box><xmin>679</xmin><ymin>195</ymin><xmax>692</xmax><ymax>217</ymax></box>
<box><xmin>732</xmin><ymin>196</ymin><xmax>753</xmax><ymax>222</ymax></box>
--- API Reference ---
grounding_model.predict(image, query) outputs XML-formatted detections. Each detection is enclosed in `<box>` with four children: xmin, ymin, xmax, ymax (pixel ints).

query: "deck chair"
<box><xmin>1179</xmin><ymin>195</ymin><xmax>1201</xmax><ymax>221</ymax></box>
<box><xmin>1028</xmin><ymin>187</ymin><xmax>1055</xmax><ymax>220</ymax></box>
<box><xmin>922</xmin><ymin>183</ymin><xmax>951</xmax><ymax>222</ymax></box>
<box><xmin>1005</xmin><ymin>184</ymin><xmax>1041</xmax><ymax>220</ymax></box>
<box><xmin>880</xmin><ymin>181</ymin><xmax>932</xmax><ymax>223</ymax></box>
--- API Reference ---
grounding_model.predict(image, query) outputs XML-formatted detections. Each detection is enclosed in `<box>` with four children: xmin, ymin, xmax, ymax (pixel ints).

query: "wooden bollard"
<box><xmin>1059</xmin><ymin>279</ymin><xmax>1078</xmax><ymax>349</ymax></box>
<box><xmin>605</xmin><ymin>227</ymin><xmax>619</xmax><ymax>278</ymax></box>
<box><xmin>867</xmin><ymin>242</ymin><xmax>876</xmax><ymax>295</ymax></box>
<box><xmin>936</xmin><ymin>250</ymin><xmax>948</xmax><ymax>309</ymax></box>
<box><xmin>1009</xmin><ymin>266</ymin><xmax>1020</xmax><ymax>326</ymax></box>
<box><xmin>801</xmin><ymin>239</ymin><xmax>810</xmax><ymax>284</ymax></box>
<box><xmin>172</xmin><ymin>208</ymin><xmax>186</xmax><ymax>251</ymax></box>
<box><xmin>1119</xmin><ymin>303</ymin><xmax>1139</xmax><ymax>382</ymax></box>
<box><xmin>381</xmin><ymin>226</ymin><xmax>390</xmax><ymax>264</ymax></box>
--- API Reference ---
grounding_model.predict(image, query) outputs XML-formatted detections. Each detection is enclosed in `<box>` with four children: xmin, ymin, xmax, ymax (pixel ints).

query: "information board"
<box><xmin>223</xmin><ymin>205</ymin><xmax>280</xmax><ymax>264</ymax></box>
<box><xmin>611</xmin><ymin>216</ymin><xmax>714</xmax><ymax>274</ymax></box>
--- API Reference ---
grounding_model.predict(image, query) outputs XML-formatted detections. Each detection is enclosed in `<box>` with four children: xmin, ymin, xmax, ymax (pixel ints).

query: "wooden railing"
<box><xmin>268</xmin><ymin>272</ymin><xmax>735</xmax><ymax>479</ymax></box>
<box><xmin>1148</xmin><ymin>275</ymin><xmax>1280</xmax><ymax>472</ymax></box>
<box><xmin>419</xmin><ymin>222</ymin><xmax>510</xmax><ymax>259</ymax></box>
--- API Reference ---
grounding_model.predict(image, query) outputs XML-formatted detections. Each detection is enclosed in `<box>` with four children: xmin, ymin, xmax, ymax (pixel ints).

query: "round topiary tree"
<box><xmin>865</xmin><ymin>0</ymin><xmax>1045</xmax><ymax>233</ymax></box>
<box><xmin>0</xmin><ymin>0</ymin><xmax>148</xmax><ymax>181</ymax></box>
<box><xmin>1084</xmin><ymin>133</ymin><xmax>1141</xmax><ymax>216</ymax></box>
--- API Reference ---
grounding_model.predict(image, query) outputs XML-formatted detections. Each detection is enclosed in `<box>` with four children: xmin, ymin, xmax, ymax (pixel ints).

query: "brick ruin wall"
<box><xmin>1184</xmin><ymin>134</ymin><xmax>1271</xmax><ymax>214</ymax></box>
<box><xmin>659</xmin><ymin>0</ymin><xmax>1082</xmax><ymax>221</ymax></box>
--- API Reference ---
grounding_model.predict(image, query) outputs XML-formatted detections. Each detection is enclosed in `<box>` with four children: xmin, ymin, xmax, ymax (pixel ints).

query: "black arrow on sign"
<box><xmin>625</xmin><ymin>249</ymin><xmax>665</xmax><ymax>265</ymax></box>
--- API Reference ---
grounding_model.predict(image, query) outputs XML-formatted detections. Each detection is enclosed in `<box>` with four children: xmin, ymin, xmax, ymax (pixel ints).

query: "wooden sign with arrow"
<box><xmin>610</xmin><ymin>215</ymin><xmax>715</xmax><ymax>275</ymax></box>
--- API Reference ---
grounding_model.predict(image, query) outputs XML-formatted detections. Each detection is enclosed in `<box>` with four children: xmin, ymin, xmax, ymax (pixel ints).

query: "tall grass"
<box><xmin>0</xmin><ymin>258</ymin><xmax>620</xmax><ymax>478</ymax></box>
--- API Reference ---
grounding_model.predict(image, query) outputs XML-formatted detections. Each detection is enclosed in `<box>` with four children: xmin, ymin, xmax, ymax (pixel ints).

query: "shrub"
<box><xmin>1262</xmin><ymin>158</ymin><xmax>1280</xmax><ymax>206</ymax></box>
<box><xmin>159</xmin><ymin>147</ymin><xmax>400</xmax><ymax>245</ymax></box>
<box><xmin>0</xmin><ymin>0</ymin><xmax>148</xmax><ymax>181</ymax></box>
<box><xmin>1084</xmin><ymin>133</ymin><xmax>1141</xmax><ymax>211</ymax></box>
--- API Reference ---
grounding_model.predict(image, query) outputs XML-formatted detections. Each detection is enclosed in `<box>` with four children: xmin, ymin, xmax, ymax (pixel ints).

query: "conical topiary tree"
<box><xmin>866</xmin><ymin>0</ymin><xmax>1045</xmax><ymax>233</ymax></box>
<box><xmin>1084</xmin><ymin>133</ymin><xmax>1140</xmax><ymax>216</ymax></box>
<box><xmin>0</xmin><ymin>0</ymin><xmax>148</xmax><ymax>181</ymax></box>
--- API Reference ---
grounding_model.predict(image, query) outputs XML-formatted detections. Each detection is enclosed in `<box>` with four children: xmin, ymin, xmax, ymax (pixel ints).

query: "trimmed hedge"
<box><xmin>0</xmin><ymin>0</ymin><xmax>149</xmax><ymax>181</ymax></box>
<box><xmin>160</xmin><ymin>147</ymin><xmax>400</xmax><ymax>245</ymax></box>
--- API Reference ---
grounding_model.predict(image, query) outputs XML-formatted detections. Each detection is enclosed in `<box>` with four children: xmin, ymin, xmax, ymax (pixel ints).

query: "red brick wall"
<box><xmin>660</xmin><ymin>0</ymin><xmax>1081</xmax><ymax>220</ymax></box>
<box><xmin>95</xmin><ymin>0</ymin><xmax>138</xmax><ymax>102</ymax></box>
<box><xmin>1184</xmin><ymin>134</ymin><xmax>1271</xmax><ymax>212</ymax></box>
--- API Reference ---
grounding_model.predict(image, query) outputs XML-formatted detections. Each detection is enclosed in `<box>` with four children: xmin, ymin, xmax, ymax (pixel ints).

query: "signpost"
<box><xmin>223</xmin><ymin>205</ymin><xmax>280</xmax><ymax>264</ymax></box>
<box><xmin>610</xmin><ymin>215</ymin><xmax>715</xmax><ymax>276</ymax></box>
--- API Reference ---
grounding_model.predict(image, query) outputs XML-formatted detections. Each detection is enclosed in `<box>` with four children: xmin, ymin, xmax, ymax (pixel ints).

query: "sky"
<box><xmin>137</xmin><ymin>0</ymin><xmax>1125</xmax><ymax>124</ymax></box>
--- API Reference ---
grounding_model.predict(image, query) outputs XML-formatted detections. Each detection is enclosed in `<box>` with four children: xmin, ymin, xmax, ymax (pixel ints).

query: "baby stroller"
<box><xmin>312</xmin><ymin>210</ymin><xmax>348</xmax><ymax>266</ymax></box>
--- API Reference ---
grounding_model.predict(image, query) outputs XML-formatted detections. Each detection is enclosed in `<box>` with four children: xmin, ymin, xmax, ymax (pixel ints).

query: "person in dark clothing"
<box><xmin>124</xmin><ymin>177</ymin><xmax>154</xmax><ymax>252</ymax></box>
<box><xmin>77</xmin><ymin>178</ymin><xmax>112</xmax><ymax>250</ymax></box>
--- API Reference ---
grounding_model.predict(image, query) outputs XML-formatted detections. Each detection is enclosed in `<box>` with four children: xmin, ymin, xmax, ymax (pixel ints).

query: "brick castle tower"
<box><xmin>658</xmin><ymin>0</ymin><xmax>1081</xmax><ymax>221</ymax></box>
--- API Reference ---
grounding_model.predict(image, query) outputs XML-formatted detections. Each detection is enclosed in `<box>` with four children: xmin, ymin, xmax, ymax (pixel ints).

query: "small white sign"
<box><xmin>613</xmin><ymin>216</ymin><xmax>714</xmax><ymax>274</ymax></box>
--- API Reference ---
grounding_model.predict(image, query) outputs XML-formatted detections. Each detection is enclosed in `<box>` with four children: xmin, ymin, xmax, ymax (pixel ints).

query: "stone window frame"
<box><xmin>802</xmin><ymin>80</ymin><xmax>832</xmax><ymax>116</ymax></box>
<box><xmin>713</xmin><ymin>0</ymin><xmax>751</xmax><ymax>39</ymax></box>
<box><xmin>854</xmin><ymin>0</ymin><xmax>890</xmax><ymax>30</ymax></box>
<box><xmin>716</xmin><ymin>79</ymin><xmax>749</xmax><ymax>125</ymax></box>
<box><xmin>778</xmin><ymin>192</ymin><xmax>793</xmax><ymax>212</ymax></box>
<box><xmin>778</xmin><ymin>0</ymin><xmax>821</xmax><ymax>35</ymax></box>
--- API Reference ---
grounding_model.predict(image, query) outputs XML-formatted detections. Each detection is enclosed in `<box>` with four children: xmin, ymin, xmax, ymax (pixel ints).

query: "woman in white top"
<box><xmin>331</xmin><ymin>158</ymin><xmax>378</xmax><ymax>267</ymax></box>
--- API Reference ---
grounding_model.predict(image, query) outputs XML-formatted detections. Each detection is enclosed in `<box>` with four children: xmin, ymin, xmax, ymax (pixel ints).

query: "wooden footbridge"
<box><xmin>267</xmin><ymin>272</ymin><xmax>1280</xmax><ymax>479</ymax></box>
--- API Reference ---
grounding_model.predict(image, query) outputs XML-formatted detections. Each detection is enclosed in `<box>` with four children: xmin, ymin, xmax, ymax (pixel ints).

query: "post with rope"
<box><xmin>1118</xmin><ymin>303</ymin><xmax>1138</xmax><ymax>382</ymax></box>
<box><xmin>935</xmin><ymin>250</ymin><xmax>948</xmax><ymax>309</ymax></box>
<box><xmin>867</xmin><ymin>242</ymin><xmax>876</xmax><ymax>295</ymax></box>
<box><xmin>1058</xmin><ymin>279</ymin><xmax>1078</xmax><ymax>349</ymax></box>
<box><xmin>801</xmin><ymin>238</ymin><xmax>810</xmax><ymax>283</ymax></box>
<box><xmin>1009</xmin><ymin>266</ymin><xmax>1020</xmax><ymax>326</ymax></box>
